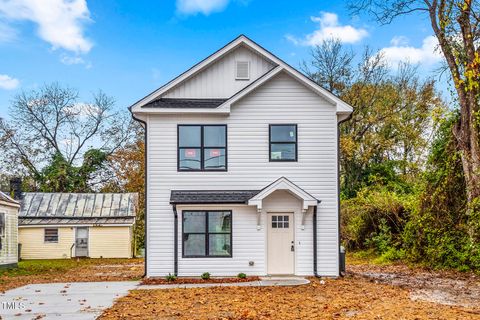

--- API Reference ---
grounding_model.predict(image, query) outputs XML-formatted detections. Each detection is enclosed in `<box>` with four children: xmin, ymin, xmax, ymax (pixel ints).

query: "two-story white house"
<box><xmin>130</xmin><ymin>35</ymin><xmax>353</xmax><ymax>278</ymax></box>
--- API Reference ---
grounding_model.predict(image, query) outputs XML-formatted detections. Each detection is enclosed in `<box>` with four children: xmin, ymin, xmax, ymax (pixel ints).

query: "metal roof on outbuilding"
<box><xmin>19</xmin><ymin>193</ymin><xmax>137</xmax><ymax>226</ymax></box>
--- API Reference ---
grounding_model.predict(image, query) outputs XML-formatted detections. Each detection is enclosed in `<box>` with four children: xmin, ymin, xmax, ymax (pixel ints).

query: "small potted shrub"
<box><xmin>237</xmin><ymin>273</ymin><xmax>247</xmax><ymax>279</ymax></box>
<box><xmin>165</xmin><ymin>273</ymin><xmax>177</xmax><ymax>282</ymax></box>
<box><xmin>201</xmin><ymin>272</ymin><xmax>211</xmax><ymax>280</ymax></box>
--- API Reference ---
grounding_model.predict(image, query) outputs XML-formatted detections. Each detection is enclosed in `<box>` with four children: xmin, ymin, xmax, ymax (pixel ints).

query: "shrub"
<box><xmin>201</xmin><ymin>272</ymin><xmax>210</xmax><ymax>280</ymax></box>
<box><xmin>165</xmin><ymin>273</ymin><xmax>177</xmax><ymax>282</ymax></box>
<box><xmin>237</xmin><ymin>272</ymin><xmax>247</xmax><ymax>279</ymax></box>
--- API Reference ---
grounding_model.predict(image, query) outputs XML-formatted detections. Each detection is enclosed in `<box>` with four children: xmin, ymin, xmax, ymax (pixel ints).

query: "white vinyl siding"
<box><xmin>146</xmin><ymin>72</ymin><xmax>339</xmax><ymax>277</ymax></box>
<box><xmin>0</xmin><ymin>203</ymin><xmax>18</xmax><ymax>266</ymax></box>
<box><xmin>163</xmin><ymin>45</ymin><xmax>275</xmax><ymax>99</ymax></box>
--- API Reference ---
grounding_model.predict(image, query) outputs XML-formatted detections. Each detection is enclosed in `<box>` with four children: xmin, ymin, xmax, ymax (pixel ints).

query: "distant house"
<box><xmin>0</xmin><ymin>191</ymin><xmax>19</xmax><ymax>268</ymax></box>
<box><xmin>18</xmin><ymin>193</ymin><xmax>137</xmax><ymax>259</ymax></box>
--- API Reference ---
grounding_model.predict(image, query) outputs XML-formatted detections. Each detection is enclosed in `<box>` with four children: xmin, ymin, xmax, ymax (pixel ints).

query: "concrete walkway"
<box><xmin>0</xmin><ymin>281</ymin><xmax>140</xmax><ymax>320</ymax></box>
<box><xmin>0</xmin><ymin>277</ymin><xmax>308</xmax><ymax>319</ymax></box>
<box><xmin>138</xmin><ymin>277</ymin><xmax>310</xmax><ymax>290</ymax></box>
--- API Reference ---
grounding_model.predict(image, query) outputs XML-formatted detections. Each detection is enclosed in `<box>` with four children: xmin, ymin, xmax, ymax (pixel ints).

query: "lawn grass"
<box><xmin>0</xmin><ymin>258</ymin><xmax>139</xmax><ymax>277</ymax></box>
<box><xmin>346</xmin><ymin>249</ymin><xmax>390</xmax><ymax>265</ymax></box>
<box><xmin>0</xmin><ymin>258</ymin><xmax>144</xmax><ymax>291</ymax></box>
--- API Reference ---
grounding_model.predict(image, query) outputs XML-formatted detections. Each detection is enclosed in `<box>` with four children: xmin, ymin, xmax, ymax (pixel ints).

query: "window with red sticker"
<box><xmin>178</xmin><ymin>125</ymin><xmax>227</xmax><ymax>171</ymax></box>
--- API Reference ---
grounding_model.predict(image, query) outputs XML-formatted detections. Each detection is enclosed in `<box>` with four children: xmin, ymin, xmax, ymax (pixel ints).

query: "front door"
<box><xmin>75</xmin><ymin>227</ymin><xmax>89</xmax><ymax>257</ymax></box>
<box><xmin>267</xmin><ymin>213</ymin><xmax>294</xmax><ymax>275</ymax></box>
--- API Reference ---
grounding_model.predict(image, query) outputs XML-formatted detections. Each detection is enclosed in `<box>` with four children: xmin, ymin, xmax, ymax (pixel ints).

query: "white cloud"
<box><xmin>0</xmin><ymin>0</ymin><xmax>93</xmax><ymax>53</ymax></box>
<box><xmin>287</xmin><ymin>12</ymin><xmax>368</xmax><ymax>46</ymax></box>
<box><xmin>0</xmin><ymin>74</ymin><xmax>19</xmax><ymax>90</ymax></box>
<box><xmin>64</xmin><ymin>102</ymin><xmax>100</xmax><ymax>116</ymax></box>
<box><xmin>176</xmin><ymin>0</ymin><xmax>229</xmax><ymax>15</ymax></box>
<box><xmin>380</xmin><ymin>35</ymin><xmax>442</xmax><ymax>67</ymax></box>
<box><xmin>60</xmin><ymin>54</ymin><xmax>92</xmax><ymax>68</ymax></box>
<box><xmin>0</xmin><ymin>22</ymin><xmax>16</xmax><ymax>42</ymax></box>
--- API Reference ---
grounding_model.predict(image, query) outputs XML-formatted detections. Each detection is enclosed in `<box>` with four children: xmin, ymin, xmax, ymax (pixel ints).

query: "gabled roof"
<box><xmin>248</xmin><ymin>177</ymin><xmax>319</xmax><ymax>210</ymax></box>
<box><xmin>130</xmin><ymin>35</ymin><xmax>353</xmax><ymax>116</ymax></box>
<box><xmin>20</xmin><ymin>193</ymin><xmax>137</xmax><ymax>220</ymax></box>
<box><xmin>0</xmin><ymin>191</ymin><xmax>20</xmax><ymax>208</ymax></box>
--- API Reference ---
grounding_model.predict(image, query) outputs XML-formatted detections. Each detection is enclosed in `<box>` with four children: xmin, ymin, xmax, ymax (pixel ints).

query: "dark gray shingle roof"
<box><xmin>170</xmin><ymin>190</ymin><xmax>260</xmax><ymax>204</ymax></box>
<box><xmin>142</xmin><ymin>98</ymin><xmax>227</xmax><ymax>109</ymax></box>
<box><xmin>20</xmin><ymin>193</ymin><xmax>137</xmax><ymax>220</ymax></box>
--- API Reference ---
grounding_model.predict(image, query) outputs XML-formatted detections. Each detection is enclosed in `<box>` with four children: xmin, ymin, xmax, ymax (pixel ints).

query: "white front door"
<box><xmin>267</xmin><ymin>213</ymin><xmax>295</xmax><ymax>275</ymax></box>
<box><xmin>75</xmin><ymin>227</ymin><xmax>89</xmax><ymax>257</ymax></box>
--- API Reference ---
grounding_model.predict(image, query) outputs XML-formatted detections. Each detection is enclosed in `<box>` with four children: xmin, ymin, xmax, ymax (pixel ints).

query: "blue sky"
<box><xmin>0</xmin><ymin>0</ymin><xmax>444</xmax><ymax>119</ymax></box>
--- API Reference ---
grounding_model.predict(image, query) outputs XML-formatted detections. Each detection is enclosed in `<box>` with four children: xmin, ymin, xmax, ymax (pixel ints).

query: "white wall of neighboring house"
<box><xmin>0</xmin><ymin>200</ymin><xmax>19</xmax><ymax>266</ymax></box>
<box><xmin>146</xmin><ymin>71</ymin><xmax>339</xmax><ymax>277</ymax></box>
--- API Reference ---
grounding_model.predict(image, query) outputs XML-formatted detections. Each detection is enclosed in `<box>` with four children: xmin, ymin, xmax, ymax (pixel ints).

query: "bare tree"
<box><xmin>301</xmin><ymin>38</ymin><xmax>355</xmax><ymax>95</ymax></box>
<box><xmin>349</xmin><ymin>0</ymin><xmax>480</xmax><ymax>207</ymax></box>
<box><xmin>0</xmin><ymin>83</ymin><xmax>134</xmax><ymax>180</ymax></box>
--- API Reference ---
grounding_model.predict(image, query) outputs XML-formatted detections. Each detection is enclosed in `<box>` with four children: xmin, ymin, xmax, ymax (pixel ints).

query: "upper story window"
<box><xmin>178</xmin><ymin>125</ymin><xmax>227</xmax><ymax>171</ymax></box>
<box><xmin>269</xmin><ymin>124</ymin><xmax>297</xmax><ymax>162</ymax></box>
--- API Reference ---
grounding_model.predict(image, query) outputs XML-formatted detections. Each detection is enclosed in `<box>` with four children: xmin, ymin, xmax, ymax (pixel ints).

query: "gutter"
<box><xmin>130</xmin><ymin>111</ymin><xmax>148</xmax><ymax>278</ymax></box>
<box><xmin>337</xmin><ymin>113</ymin><xmax>353</xmax><ymax>277</ymax></box>
<box><xmin>173</xmin><ymin>204</ymin><xmax>178</xmax><ymax>276</ymax></box>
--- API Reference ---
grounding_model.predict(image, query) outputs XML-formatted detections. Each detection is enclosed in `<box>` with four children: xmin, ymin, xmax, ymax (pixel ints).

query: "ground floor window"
<box><xmin>44</xmin><ymin>228</ymin><xmax>58</xmax><ymax>243</ymax></box>
<box><xmin>182</xmin><ymin>210</ymin><xmax>232</xmax><ymax>257</ymax></box>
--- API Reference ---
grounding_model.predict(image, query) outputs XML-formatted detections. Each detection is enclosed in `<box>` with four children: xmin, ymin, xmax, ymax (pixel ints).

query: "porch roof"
<box><xmin>170</xmin><ymin>190</ymin><xmax>260</xmax><ymax>205</ymax></box>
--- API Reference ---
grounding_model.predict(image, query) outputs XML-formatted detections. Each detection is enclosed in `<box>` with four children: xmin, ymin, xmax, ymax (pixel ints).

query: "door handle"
<box><xmin>291</xmin><ymin>244</ymin><xmax>295</xmax><ymax>252</ymax></box>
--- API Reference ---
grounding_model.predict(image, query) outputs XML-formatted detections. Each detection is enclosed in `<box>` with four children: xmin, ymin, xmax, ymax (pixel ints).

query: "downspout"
<box><xmin>130</xmin><ymin>111</ymin><xmax>148</xmax><ymax>278</ymax></box>
<box><xmin>173</xmin><ymin>204</ymin><xmax>178</xmax><ymax>276</ymax></box>
<box><xmin>313</xmin><ymin>206</ymin><xmax>318</xmax><ymax>277</ymax></box>
<box><xmin>337</xmin><ymin>113</ymin><xmax>352</xmax><ymax>276</ymax></box>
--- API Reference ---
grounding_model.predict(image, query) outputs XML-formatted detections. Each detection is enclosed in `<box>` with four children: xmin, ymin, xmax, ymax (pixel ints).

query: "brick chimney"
<box><xmin>9</xmin><ymin>177</ymin><xmax>23</xmax><ymax>200</ymax></box>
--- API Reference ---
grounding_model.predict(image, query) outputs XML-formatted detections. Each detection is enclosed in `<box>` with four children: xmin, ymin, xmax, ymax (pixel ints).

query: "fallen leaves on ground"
<box><xmin>142</xmin><ymin>276</ymin><xmax>260</xmax><ymax>285</ymax></box>
<box><xmin>0</xmin><ymin>259</ymin><xmax>143</xmax><ymax>292</ymax></box>
<box><xmin>99</xmin><ymin>276</ymin><xmax>480</xmax><ymax>320</ymax></box>
<box><xmin>348</xmin><ymin>262</ymin><xmax>480</xmax><ymax>309</ymax></box>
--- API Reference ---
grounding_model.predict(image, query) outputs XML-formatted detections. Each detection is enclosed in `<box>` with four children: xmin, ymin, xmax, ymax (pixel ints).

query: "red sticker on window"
<box><xmin>210</xmin><ymin>149</ymin><xmax>220</xmax><ymax>157</ymax></box>
<box><xmin>185</xmin><ymin>149</ymin><xmax>196</xmax><ymax>157</ymax></box>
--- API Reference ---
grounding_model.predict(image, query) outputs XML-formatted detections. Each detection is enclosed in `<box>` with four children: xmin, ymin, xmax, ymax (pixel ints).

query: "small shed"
<box><xmin>18</xmin><ymin>193</ymin><xmax>137</xmax><ymax>260</ymax></box>
<box><xmin>0</xmin><ymin>191</ymin><xmax>19</xmax><ymax>268</ymax></box>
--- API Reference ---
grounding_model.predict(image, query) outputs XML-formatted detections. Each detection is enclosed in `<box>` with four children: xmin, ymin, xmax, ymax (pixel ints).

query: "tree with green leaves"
<box><xmin>348</xmin><ymin>0</ymin><xmax>480</xmax><ymax>215</ymax></box>
<box><xmin>302</xmin><ymin>39</ymin><xmax>444</xmax><ymax>197</ymax></box>
<box><xmin>0</xmin><ymin>83</ymin><xmax>134</xmax><ymax>192</ymax></box>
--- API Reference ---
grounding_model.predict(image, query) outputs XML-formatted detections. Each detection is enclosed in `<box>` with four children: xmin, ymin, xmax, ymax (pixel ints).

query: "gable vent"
<box><xmin>235</xmin><ymin>61</ymin><xmax>250</xmax><ymax>80</ymax></box>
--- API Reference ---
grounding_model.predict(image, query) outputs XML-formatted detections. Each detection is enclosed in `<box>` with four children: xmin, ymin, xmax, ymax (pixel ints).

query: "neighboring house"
<box><xmin>18</xmin><ymin>193</ymin><xmax>137</xmax><ymax>259</ymax></box>
<box><xmin>0</xmin><ymin>191</ymin><xmax>19</xmax><ymax>268</ymax></box>
<box><xmin>130</xmin><ymin>35</ymin><xmax>353</xmax><ymax>277</ymax></box>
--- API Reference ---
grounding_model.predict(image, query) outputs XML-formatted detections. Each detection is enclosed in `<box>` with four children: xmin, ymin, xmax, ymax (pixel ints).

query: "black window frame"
<box><xmin>182</xmin><ymin>210</ymin><xmax>233</xmax><ymax>258</ymax></box>
<box><xmin>269</xmin><ymin>124</ymin><xmax>298</xmax><ymax>162</ymax></box>
<box><xmin>177</xmin><ymin>124</ymin><xmax>228</xmax><ymax>172</ymax></box>
<box><xmin>44</xmin><ymin>228</ymin><xmax>59</xmax><ymax>243</ymax></box>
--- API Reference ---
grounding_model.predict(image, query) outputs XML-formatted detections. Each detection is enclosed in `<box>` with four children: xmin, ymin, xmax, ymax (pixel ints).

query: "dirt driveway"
<box><xmin>348</xmin><ymin>263</ymin><xmax>480</xmax><ymax>309</ymax></box>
